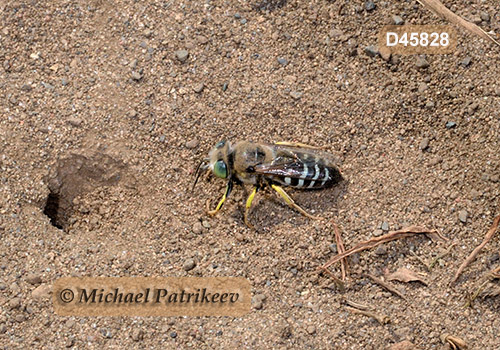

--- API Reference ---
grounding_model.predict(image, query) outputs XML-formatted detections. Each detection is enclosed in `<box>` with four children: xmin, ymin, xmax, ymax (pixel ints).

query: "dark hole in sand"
<box><xmin>42</xmin><ymin>152</ymin><xmax>135</xmax><ymax>231</ymax></box>
<box><xmin>43</xmin><ymin>191</ymin><xmax>64</xmax><ymax>229</ymax></box>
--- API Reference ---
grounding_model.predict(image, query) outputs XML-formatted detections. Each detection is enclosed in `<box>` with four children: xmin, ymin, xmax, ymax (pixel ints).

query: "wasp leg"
<box><xmin>207</xmin><ymin>181</ymin><xmax>233</xmax><ymax>215</ymax></box>
<box><xmin>270</xmin><ymin>184</ymin><xmax>323</xmax><ymax>220</ymax></box>
<box><xmin>274</xmin><ymin>141</ymin><xmax>323</xmax><ymax>150</ymax></box>
<box><xmin>244</xmin><ymin>185</ymin><xmax>260</xmax><ymax>228</ymax></box>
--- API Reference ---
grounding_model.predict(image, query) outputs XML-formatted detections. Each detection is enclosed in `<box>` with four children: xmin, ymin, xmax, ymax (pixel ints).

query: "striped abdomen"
<box><xmin>274</xmin><ymin>161</ymin><xmax>342</xmax><ymax>189</ymax></box>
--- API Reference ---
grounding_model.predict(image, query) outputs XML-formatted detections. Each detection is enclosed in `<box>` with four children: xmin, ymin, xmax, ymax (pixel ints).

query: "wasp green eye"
<box><xmin>213</xmin><ymin>160</ymin><xmax>228</xmax><ymax>179</ymax></box>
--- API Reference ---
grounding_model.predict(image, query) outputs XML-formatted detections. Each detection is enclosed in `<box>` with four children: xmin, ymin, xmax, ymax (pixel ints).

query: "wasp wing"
<box><xmin>252</xmin><ymin>146</ymin><xmax>319</xmax><ymax>179</ymax></box>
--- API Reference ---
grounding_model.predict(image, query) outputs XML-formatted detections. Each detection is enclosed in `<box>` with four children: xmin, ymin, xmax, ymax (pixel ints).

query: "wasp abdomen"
<box><xmin>280</xmin><ymin>162</ymin><xmax>341</xmax><ymax>189</ymax></box>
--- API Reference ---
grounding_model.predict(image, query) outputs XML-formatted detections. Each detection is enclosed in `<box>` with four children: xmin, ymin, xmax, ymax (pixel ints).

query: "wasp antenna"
<box><xmin>191</xmin><ymin>160</ymin><xmax>209</xmax><ymax>192</ymax></box>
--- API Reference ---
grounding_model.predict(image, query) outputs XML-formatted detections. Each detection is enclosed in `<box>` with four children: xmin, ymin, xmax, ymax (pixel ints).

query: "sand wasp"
<box><xmin>193</xmin><ymin>141</ymin><xmax>343</xmax><ymax>227</ymax></box>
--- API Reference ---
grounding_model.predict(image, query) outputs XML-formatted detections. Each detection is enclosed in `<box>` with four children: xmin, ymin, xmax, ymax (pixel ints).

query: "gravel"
<box><xmin>415</xmin><ymin>57</ymin><xmax>429</xmax><ymax>69</ymax></box>
<box><xmin>185</xmin><ymin>139</ymin><xmax>199</xmax><ymax>149</ymax></box>
<box><xmin>419</xmin><ymin>138</ymin><xmax>430</xmax><ymax>151</ymax></box>
<box><xmin>365</xmin><ymin>1</ymin><xmax>376</xmax><ymax>11</ymax></box>
<box><xmin>458</xmin><ymin>210</ymin><xmax>468</xmax><ymax>223</ymax></box>
<box><xmin>364</xmin><ymin>45</ymin><xmax>379</xmax><ymax>57</ymax></box>
<box><xmin>392</xmin><ymin>15</ymin><xmax>404</xmax><ymax>25</ymax></box>
<box><xmin>446</xmin><ymin>121</ymin><xmax>457</xmax><ymax>129</ymax></box>
<box><xmin>183</xmin><ymin>259</ymin><xmax>196</xmax><ymax>271</ymax></box>
<box><xmin>175</xmin><ymin>49</ymin><xmax>189</xmax><ymax>62</ymax></box>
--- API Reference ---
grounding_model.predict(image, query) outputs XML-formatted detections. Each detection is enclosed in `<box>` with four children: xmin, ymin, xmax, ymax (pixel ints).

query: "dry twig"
<box><xmin>417</xmin><ymin>0</ymin><xmax>500</xmax><ymax>46</ymax></box>
<box><xmin>452</xmin><ymin>214</ymin><xmax>500</xmax><ymax>284</ymax></box>
<box><xmin>333</xmin><ymin>220</ymin><xmax>347</xmax><ymax>280</ymax></box>
<box><xmin>365</xmin><ymin>274</ymin><xmax>406</xmax><ymax>300</ymax></box>
<box><xmin>319</xmin><ymin>226</ymin><xmax>445</xmax><ymax>276</ymax></box>
<box><xmin>345</xmin><ymin>306</ymin><xmax>390</xmax><ymax>325</ymax></box>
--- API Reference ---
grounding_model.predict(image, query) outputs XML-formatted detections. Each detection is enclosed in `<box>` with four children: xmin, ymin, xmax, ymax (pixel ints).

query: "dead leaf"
<box><xmin>386</xmin><ymin>268</ymin><xmax>428</xmax><ymax>285</ymax></box>
<box><xmin>440</xmin><ymin>334</ymin><xmax>468</xmax><ymax>350</ymax></box>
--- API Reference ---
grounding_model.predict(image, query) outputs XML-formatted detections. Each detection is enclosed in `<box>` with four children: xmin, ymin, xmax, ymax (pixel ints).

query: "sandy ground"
<box><xmin>1</xmin><ymin>0</ymin><xmax>500</xmax><ymax>349</ymax></box>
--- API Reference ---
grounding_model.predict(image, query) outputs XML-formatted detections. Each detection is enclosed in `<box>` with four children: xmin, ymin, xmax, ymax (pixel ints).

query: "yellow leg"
<box><xmin>207</xmin><ymin>182</ymin><xmax>232</xmax><ymax>215</ymax></box>
<box><xmin>244</xmin><ymin>186</ymin><xmax>259</xmax><ymax>228</ymax></box>
<box><xmin>275</xmin><ymin>141</ymin><xmax>323</xmax><ymax>150</ymax></box>
<box><xmin>271</xmin><ymin>184</ymin><xmax>323</xmax><ymax>220</ymax></box>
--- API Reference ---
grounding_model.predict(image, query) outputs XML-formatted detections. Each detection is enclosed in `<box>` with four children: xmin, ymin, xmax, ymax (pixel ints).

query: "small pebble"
<box><xmin>290</xmin><ymin>91</ymin><xmax>303</xmax><ymax>100</ymax></box>
<box><xmin>306</xmin><ymin>325</ymin><xmax>316</xmax><ymax>335</ymax></box>
<box><xmin>20</xmin><ymin>84</ymin><xmax>32</xmax><ymax>92</ymax></box>
<box><xmin>240</xmin><ymin>18</ymin><xmax>247</xmax><ymax>24</ymax></box>
<box><xmin>490</xmin><ymin>174</ymin><xmax>499</xmax><ymax>183</ymax></box>
<box><xmin>185</xmin><ymin>139</ymin><xmax>199</xmax><ymax>149</ymax></box>
<box><xmin>252</xmin><ymin>294</ymin><xmax>266</xmax><ymax>310</ymax></box>
<box><xmin>25</xmin><ymin>273</ymin><xmax>42</xmax><ymax>285</ymax></box>
<box><xmin>67</xmin><ymin>118</ymin><xmax>82</xmax><ymax>127</ymax></box>
<box><xmin>418</xmin><ymin>82</ymin><xmax>428</xmax><ymax>93</ymax></box>
<box><xmin>170</xmin><ymin>331</ymin><xmax>177</xmax><ymax>338</ymax></box>
<box><xmin>480</xmin><ymin>11</ymin><xmax>490</xmax><ymax>22</ymax></box>
<box><xmin>458</xmin><ymin>210</ymin><xmax>468</xmax><ymax>223</ymax></box>
<box><xmin>379</xmin><ymin>46</ymin><xmax>391</xmax><ymax>61</ymax></box>
<box><xmin>468</xmin><ymin>103</ymin><xmax>479</xmax><ymax>114</ymax></box>
<box><xmin>381</xmin><ymin>221</ymin><xmax>389</xmax><ymax>231</ymax></box>
<box><xmin>375</xmin><ymin>246</ymin><xmax>387</xmax><ymax>255</ymax></box>
<box><xmin>131</xmin><ymin>329</ymin><xmax>144</xmax><ymax>341</ymax></box>
<box><xmin>192</xmin><ymin>222</ymin><xmax>203</xmax><ymax>234</ymax></box>
<box><xmin>419</xmin><ymin>138</ymin><xmax>429</xmax><ymax>151</ymax></box>
<box><xmin>428</xmin><ymin>157</ymin><xmax>442</xmax><ymax>166</ymax></box>
<box><xmin>222</xmin><ymin>82</ymin><xmax>229</xmax><ymax>91</ymax></box>
<box><xmin>65</xmin><ymin>338</ymin><xmax>75</xmax><ymax>348</ymax></box>
<box><xmin>0</xmin><ymin>325</ymin><xmax>6</xmax><ymax>334</ymax></box>
<box><xmin>32</xmin><ymin>284</ymin><xmax>51</xmax><ymax>300</ymax></box>
<box><xmin>277</xmin><ymin>57</ymin><xmax>288</xmax><ymax>66</ymax></box>
<box><xmin>365</xmin><ymin>1</ymin><xmax>376</xmax><ymax>11</ymax></box>
<box><xmin>131</xmin><ymin>71</ymin><xmax>142</xmax><ymax>81</ymax></box>
<box><xmin>364</xmin><ymin>45</ymin><xmax>379</xmax><ymax>57</ymax></box>
<box><xmin>392</xmin><ymin>15</ymin><xmax>404</xmax><ymax>25</ymax></box>
<box><xmin>416</xmin><ymin>57</ymin><xmax>429</xmax><ymax>69</ymax></box>
<box><xmin>197</xmin><ymin>35</ymin><xmax>208</xmax><ymax>44</ymax></box>
<box><xmin>100</xmin><ymin>329</ymin><xmax>112</xmax><ymax>339</ymax></box>
<box><xmin>15</xmin><ymin>314</ymin><xmax>26</xmax><ymax>323</ymax></box>
<box><xmin>445</xmin><ymin>121</ymin><xmax>457</xmax><ymax>129</ymax></box>
<box><xmin>470</xmin><ymin>15</ymin><xmax>482</xmax><ymax>25</ymax></box>
<box><xmin>234</xmin><ymin>13</ymin><xmax>241</xmax><ymax>19</ymax></box>
<box><xmin>183</xmin><ymin>259</ymin><xmax>196</xmax><ymax>271</ymax></box>
<box><xmin>460</xmin><ymin>56</ymin><xmax>472</xmax><ymax>67</ymax></box>
<box><xmin>175</xmin><ymin>50</ymin><xmax>189</xmax><ymax>62</ymax></box>
<box><xmin>193</xmin><ymin>83</ymin><xmax>204</xmax><ymax>93</ymax></box>
<box><xmin>9</xmin><ymin>298</ymin><xmax>21</xmax><ymax>309</ymax></box>
<box><xmin>373</xmin><ymin>229</ymin><xmax>383</xmax><ymax>237</ymax></box>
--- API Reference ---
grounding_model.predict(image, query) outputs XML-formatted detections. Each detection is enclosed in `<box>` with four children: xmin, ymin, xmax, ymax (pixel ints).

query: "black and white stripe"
<box><xmin>281</xmin><ymin>161</ymin><xmax>339</xmax><ymax>189</ymax></box>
